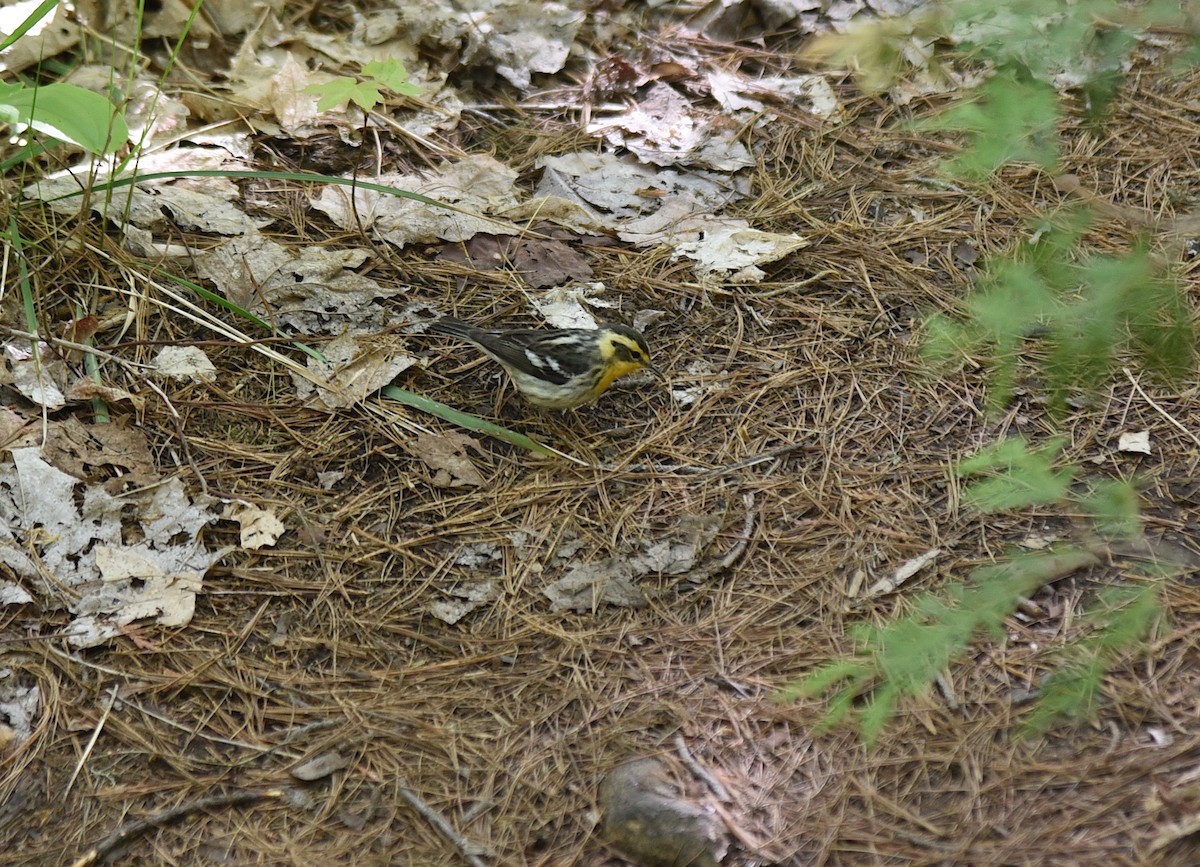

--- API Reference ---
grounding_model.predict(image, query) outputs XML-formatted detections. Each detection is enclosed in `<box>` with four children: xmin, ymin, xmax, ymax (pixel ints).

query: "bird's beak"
<box><xmin>647</xmin><ymin>363</ymin><xmax>665</xmax><ymax>380</ymax></box>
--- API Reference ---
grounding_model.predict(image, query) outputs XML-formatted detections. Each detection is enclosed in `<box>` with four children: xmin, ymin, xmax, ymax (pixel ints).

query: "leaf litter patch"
<box><xmin>0</xmin><ymin>428</ymin><xmax>225</xmax><ymax>649</ymax></box>
<box><xmin>543</xmin><ymin>511</ymin><xmax>724</xmax><ymax>612</ymax></box>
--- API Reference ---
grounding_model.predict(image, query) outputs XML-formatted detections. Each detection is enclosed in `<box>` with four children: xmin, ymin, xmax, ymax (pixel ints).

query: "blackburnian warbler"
<box><xmin>427</xmin><ymin>317</ymin><xmax>661</xmax><ymax>409</ymax></box>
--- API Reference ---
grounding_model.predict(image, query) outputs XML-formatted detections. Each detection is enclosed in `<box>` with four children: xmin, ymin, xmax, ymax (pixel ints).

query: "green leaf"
<box><xmin>1022</xmin><ymin>583</ymin><xmax>1160</xmax><ymax>734</ymax></box>
<box><xmin>920</xmin><ymin>313</ymin><xmax>984</xmax><ymax>373</ymax></box>
<box><xmin>361</xmin><ymin>59</ymin><xmax>422</xmax><ymax>97</ymax></box>
<box><xmin>860</xmin><ymin>684</ymin><xmax>899</xmax><ymax>746</ymax></box>
<box><xmin>1089</xmin><ymin>585</ymin><xmax>1160</xmax><ymax>654</ymax></box>
<box><xmin>967</xmin><ymin>261</ymin><xmax>1057</xmax><ymax>342</ymax></box>
<box><xmin>814</xmin><ymin>687</ymin><xmax>858</xmax><ymax>734</ymax></box>
<box><xmin>1022</xmin><ymin>661</ymin><xmax>1104</xmax><ymax>734</ymax></box>
<box><xmin>778</xmin><ymin>659</ymin><xmax>871</xmax><ymax>702</ymax></box>
<box><xmin>304</xmin><ymin>76</ymin><xmax>384</xmax><ymax>112</ymax></box>
<box><xmin>779</xmin><ymin>550</ymin><xmax>1077</xmax><ymax>744</ymax></box>
<box><xmin>303</xmin><ymin>60</ymin><xmax>421</xmax><ymax>112</ymax></box>
<box><xmin>925</xmin><ymin>208</ymin><xmax>1196</xmax><ymax>410</ymax></box>
<box><xmin>0</xmin><ymin>82</ymin><xmax>128</xmax><ymax>154</ymax></box>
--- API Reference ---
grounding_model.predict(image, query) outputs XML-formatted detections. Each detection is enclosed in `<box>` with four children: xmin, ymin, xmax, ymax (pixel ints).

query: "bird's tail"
<box><xmin>426</xmin><ymin>317</ymin><xmax>484</xmax><ymax>342</ymax></box>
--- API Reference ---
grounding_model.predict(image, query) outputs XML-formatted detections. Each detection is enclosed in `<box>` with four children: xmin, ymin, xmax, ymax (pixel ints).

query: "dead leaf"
<box><xmin>1118</xmin><ymin>430</ymin><xmax>1151</xmax><ymax>455</ymax></box>
<box><xmin>512</xmin><ymin>238</ymin><xmax>593</xmax><ymax>287</ymax></box>
<box><xmin>4</xmin><ymin>339</ymin><xmax>68</xmax><ymax>410</ymax></box>
<box><xmin>291</xmin><ymin>751</ymin><xmax>351</xmax><ymax>781</ymax></box>
<box><xmin>587</xmin><ymin>82</ymin><xmax>754</xmax><ymax>171</ymax></box>
<box><xmin>0</xmin><ymin>684</ymin><xmax>40</xmax><ymax>751</ymax></box>
<box><xmin>542</xmin><ymin>512</ymin><xmax>725</xmax><ymax>612</ymax></box>
<box><xmin>0</xmin><ymin>582</ymin><xmax>32</xmax><ymax>605</ymax></box>
<box><xmin>296</xmin><ymin>333</ymin><xmax>419</xmax><ymax>409</ymax></box>
<box><xmin>427</xmin><ymin>581</ymin><xmax>497</xmax><ymax>624</ymax></box>
<box><xmin>66</xmin><ymin>379</ymin><xmax>145</xmax><ymax>409</ymax></box>
<box><xmin>464</xmin><ymin>1</ymin><xmax>585</xmax><ymax>89</ymax></box>
<box><xmin>455</xmin><ymin>542</ymin><xmax>503</xmax><ymax>567</ymax></box>
<box><xmin>543</xmin><ymin>559</ymin><xmax>646</xmax><ymax>612</ymax></box>
<box><xmin>670</xmin><ymin>222</ymin><xmax>809</xmax><ymax>284</ymax></box>
<box><xmin>0</xmin><ymin>406</ymin><xmax>38</xmax><ymax>451</ymax></box>
<box><xmin>632</xmin><ymin>512</ymin><xmax>723</xmax><ymax>575</ymax></box>
<box><xmin>536</xmin><ymin>151</ymin><xmax>744</xmax><ymax>223</ymax></box>
<box><xmin>194</xmin><ymin>234</ymin><xmax>403</xmax><ymax>333</ymax></box>
<box><xmin>437</xmin><ymin>234</ymin><xmax>594</xmax><ymax>288</ymax></box>
<box><xmin>39</xmin><ymin>417</ymin><xmax>159</xmax><ymax>490</ymax></box>
<box><xmin>230</xmin><ymin>505</ymin><xmax>287</xmax><ymax>550</ymax></box>
<box><xmin>1</xmin><ymin>4</ymin><xmax>89</xmax><ymax>73</ymax></box>
<box><xmin>120</xmin><ymin>622</ymin><xmax>165</xmax><ymax>651</ymax></box>
<box><xmin>0</xmin><ymin>448</ymin><xmax>224</xmax><ymax>648</ymax></box>
<box><xmin>154</xmin><ymin>346</ymin><xmax>218</xmax><ymax>382</ymax></box>
<box><xmin>436</xmin><ymin>234</ymin><xmax>518</xmax><ymax>270</ymax></box>
<box><xmin>310</xmin><ymin>155</ymin><xmax>521</xmax><ymax>250</ymax></box>
<box><xmin>530</xmin><ymin>283</ymin><xmax>618</xmax><ymax>329</ymax></box>
<box><xmin>405</xmin><ymin>431</ymin><xmax>486</xmax><ymax>488</ymax></box>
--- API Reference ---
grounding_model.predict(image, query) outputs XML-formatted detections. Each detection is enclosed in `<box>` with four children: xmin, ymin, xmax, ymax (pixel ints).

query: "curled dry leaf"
<box><xmin>291</xmin><ymin>751</ymin><xmax>351</xmax><ymax>781</ymax></box>
<box><xmin>426</xmin><ymin>581</ymin><xmax>497</xmax><ymax>625</ymax></box>
<box><xmin>297</xmin><ymin>333</ymin><xmax>419</xmax><ymax>409</ymax></box>
<box><xmin>1117</xmin><ymin>430</ymin><xmax>1151</xmax><ymax>455</ymax></box>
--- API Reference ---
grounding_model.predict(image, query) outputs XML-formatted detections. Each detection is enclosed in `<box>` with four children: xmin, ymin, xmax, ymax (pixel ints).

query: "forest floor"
<box><xmin>3</xmin><ymin>2</ymin><xmax>1200</xmax><ymax>865</ymax></box>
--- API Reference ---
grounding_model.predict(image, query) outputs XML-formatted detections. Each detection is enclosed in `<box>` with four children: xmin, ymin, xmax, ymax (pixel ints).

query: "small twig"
<box><xmin>1123</xmin><ymin>367</ymin><xmax>1200</xmax><ymax>448</ymax></box>
<box><xmin>143</xmin><ymin>377</ymin><xmax>209</xmax><ymax>495</ymax></box>
<box><xmin>672</xmin><ymin>734</ymin><xmax>730</xmax><ymax>802</ymax></box>
<box><xmin>69</xmin><ymin>789</ymin><xmax>283</xmax><ymax>867</ymax></box>
<box><xmin>681</xmin><ymin>493</ymin><xmax>758</xmax><ymax>584</ymax></box>
<box><xmin>708</xmin><ymin>799</ymin><xmax>777</xmax><ymax>860</ymax></box>
<box><xmin>0</xmin><ymin>325</ymin><xmax>154</xmax><ymax>369</ymax></box>
<box><xmin>63</xmin><ymin>684</ymin><xmax>119</xmax><ymax>798</ymax></box>
<box><xmin>397</xmin><ymin>778</ymin><xmax>490</xmax><ymax>867</ymax></box>
<box><xmin>716</xmin><ymin>493</ymin><xmax>757</xmax><ymax>571</ymax></box>
<box><xmin>935</xmin><ymin>672</ymin><xmax>958</xmax><ymax>711</ymax></box>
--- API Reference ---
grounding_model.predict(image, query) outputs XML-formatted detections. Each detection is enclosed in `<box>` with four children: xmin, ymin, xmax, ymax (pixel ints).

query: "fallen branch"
<box><xmin>397</xmin><ymin>778</ymin><xmax>491</xmax><ymax>867</ymax></box>
<box><xmin>70</xmin><ymin>789</ymin><xmax>283</xmax><ymax>867</ymax></box>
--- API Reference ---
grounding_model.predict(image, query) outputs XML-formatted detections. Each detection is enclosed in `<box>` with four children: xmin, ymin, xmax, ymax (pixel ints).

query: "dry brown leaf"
<box><xmin>405</xmin><ymin>431</ymin><xmax>486</xmax><ymax>488</ymax></box>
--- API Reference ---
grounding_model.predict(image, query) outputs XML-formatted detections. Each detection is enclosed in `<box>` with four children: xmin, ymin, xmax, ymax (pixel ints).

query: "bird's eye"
<box><xmin>614</xmin><ymin>344</ymin><xmax>635</xmax><ymax>361</ymax></box>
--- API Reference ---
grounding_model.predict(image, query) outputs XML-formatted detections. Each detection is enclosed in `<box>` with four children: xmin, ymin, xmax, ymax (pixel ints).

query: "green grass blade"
<box><xmin>381</xmin><ymin>386</ymin><xmax>581</xmax><ymax>463</ymax></box>
<box><xmin>155</xmin><ymin>271</ymin><xmax>325</xmax><ymax>362</ymax></box>
<box><xmin>0</xmin><ymin>0</ymin><xmax>60</xmax><ymax>51</ymax></box>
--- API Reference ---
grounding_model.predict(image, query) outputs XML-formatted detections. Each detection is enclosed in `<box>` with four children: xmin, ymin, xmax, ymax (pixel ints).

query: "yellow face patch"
<box><xmin>599</xmin><ymin>333</ymin><xmax>649</xmax><ymax>364</ymax></box>
<box><xmin>594</xmin><ymin>332</ymin><xmax>652</xmax><ymax>393</ymax></box>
